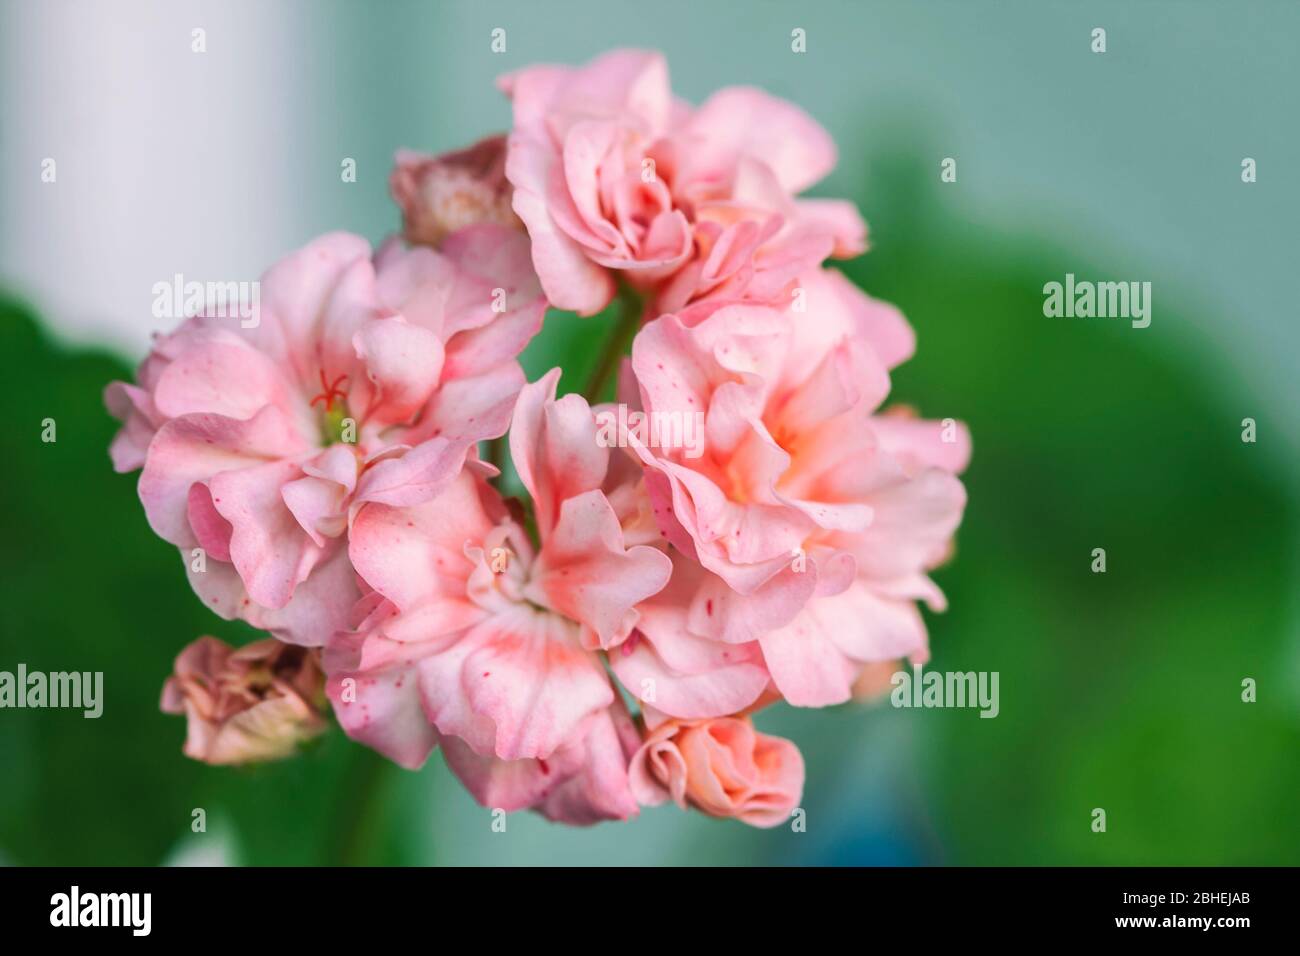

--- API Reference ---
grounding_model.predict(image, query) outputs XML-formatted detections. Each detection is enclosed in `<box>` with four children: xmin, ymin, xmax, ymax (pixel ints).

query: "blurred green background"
<box><xmin>1</xmin><ymin>0</ymin><xmax>1297</xmax><ymax>865</ymax></box>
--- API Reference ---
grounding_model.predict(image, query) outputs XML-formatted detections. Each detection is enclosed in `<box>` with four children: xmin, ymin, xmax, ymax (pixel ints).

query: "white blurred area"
<box><xmin>0</xmin><ymin>0</ymin><xmax>317</xmax><ymax>353</ymax></box>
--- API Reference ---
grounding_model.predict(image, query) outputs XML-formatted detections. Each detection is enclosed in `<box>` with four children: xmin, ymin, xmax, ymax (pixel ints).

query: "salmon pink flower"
<box><xmin>324</xmin><ymin>373</ymin><xmax>672</xmax><ymax>820</ymax></box>
<box><xmin>627</xmin><ymin>268</ymin><xmax>969</xmax><ymax>706</ymax></box>
<box><xmin>117</xmin><ymin>43</ymin><xmax>971</xmax><ymax>830</ymax></box>
<box><xmin>106</xmin><ymin>225</ymin><xmax>545</xmax><ymax>645</ymax></box>
<box><xmin>160</xmin><ymin>636</ymin><xmax>327</xmax><ymax>765</ymax></box>
<box><xmin>499</xmin><ymin>49</ymin><xmax>864</xmax><ymax>316</ymax></box>
<box><xmin>628</xmin><ymin>708</ymin><xmax>804</xmax><ymax>828</ymax></box>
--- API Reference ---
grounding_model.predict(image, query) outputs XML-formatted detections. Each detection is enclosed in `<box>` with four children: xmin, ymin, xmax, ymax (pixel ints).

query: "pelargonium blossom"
<box><xmin>127</xmin><ymin>46</ymin><xmax>970</xmax><ymax>832</ymax></box>
<box><xmin>324</xmin><ymin>372</ymin><xmax>673</xmax><ymax>821</ymax></box>
<box><xmin>107</xmin><ymin>224</ymin><xmax>544</xmax><ymax>645</ymax></box>
<box><xmin>625</xmin><ymin>268</ymin><xmax>970</xmax><ymax>706</ymax></box>
<box><xmin>499</xmin><ymin>48</ymin><xmax>865</xmax><ymax>317</ymax></box>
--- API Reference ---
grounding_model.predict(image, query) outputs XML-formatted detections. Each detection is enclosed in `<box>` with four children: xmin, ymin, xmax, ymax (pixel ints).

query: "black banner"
<box><xmin>0</xmin><ymin>867</ymin><xmax>1282</xmax><ymax>940</ymax></box>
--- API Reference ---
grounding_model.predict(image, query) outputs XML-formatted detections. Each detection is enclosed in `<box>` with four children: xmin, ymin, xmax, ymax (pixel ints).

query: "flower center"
<box><xmin>310</xmin><ymin>369</ymin><xmax>353</xmax><ymax>445</ymax></box>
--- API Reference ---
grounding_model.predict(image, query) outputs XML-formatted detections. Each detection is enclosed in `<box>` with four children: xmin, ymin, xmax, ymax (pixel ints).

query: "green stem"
<box><xmin>583</xmin><ymin>286</ymin><xmax>643</xmax><ymax>403</ymax></box>
<box><xmin>326</xmin><ymin>743</ymin><xmax>390</xmax><ymax>866</ymax></box>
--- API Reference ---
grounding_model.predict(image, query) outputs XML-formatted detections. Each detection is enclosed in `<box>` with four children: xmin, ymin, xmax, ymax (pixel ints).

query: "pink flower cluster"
<box><xmin>110</xmin><ymin>50</ymin><xmax>969</xmax><ymax>828</ymax></box>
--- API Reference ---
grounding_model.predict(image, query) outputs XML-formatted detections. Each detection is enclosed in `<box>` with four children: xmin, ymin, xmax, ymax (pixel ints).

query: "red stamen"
<box><xmin>309</xmin><ymin>369</ymin><xmax>349</xmax><ymax>411</ymax></box>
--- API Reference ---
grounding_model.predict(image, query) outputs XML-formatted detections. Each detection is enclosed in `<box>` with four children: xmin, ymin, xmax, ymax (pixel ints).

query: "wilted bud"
<box><xmin>161</xmin><ymin>636</ymin><xmax>327</xmax><ymax>765</ymax></box>
<box><xmin>389</xmin><ymin>135</ymin><xmax>521</xmax><ymax>247</ymax></box>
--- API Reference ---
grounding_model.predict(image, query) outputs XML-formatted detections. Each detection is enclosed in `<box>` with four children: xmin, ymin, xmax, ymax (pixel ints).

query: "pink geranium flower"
<box><xmin>324</xmin><ymin>373</ymin><xmax>672</xmax><ymax>821</ymax></box>
<box><xmin>499</xmin><ymin>49</ymin><xmax>865</xmax><ymax>316</ymax></box>
<box><xmin>116</xmin><ymin>44</ymin><xmax>972</xmax><ymax>830</ymax></box>
<box><xmin>626</xmin><ymin>268</ymin><xmax>970</xmax><ymax>706</ymax></box>
<box><xmin>106</xmin><ymin>225</ymin><xmax>544</xmax><ymax>645</ymax></box>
